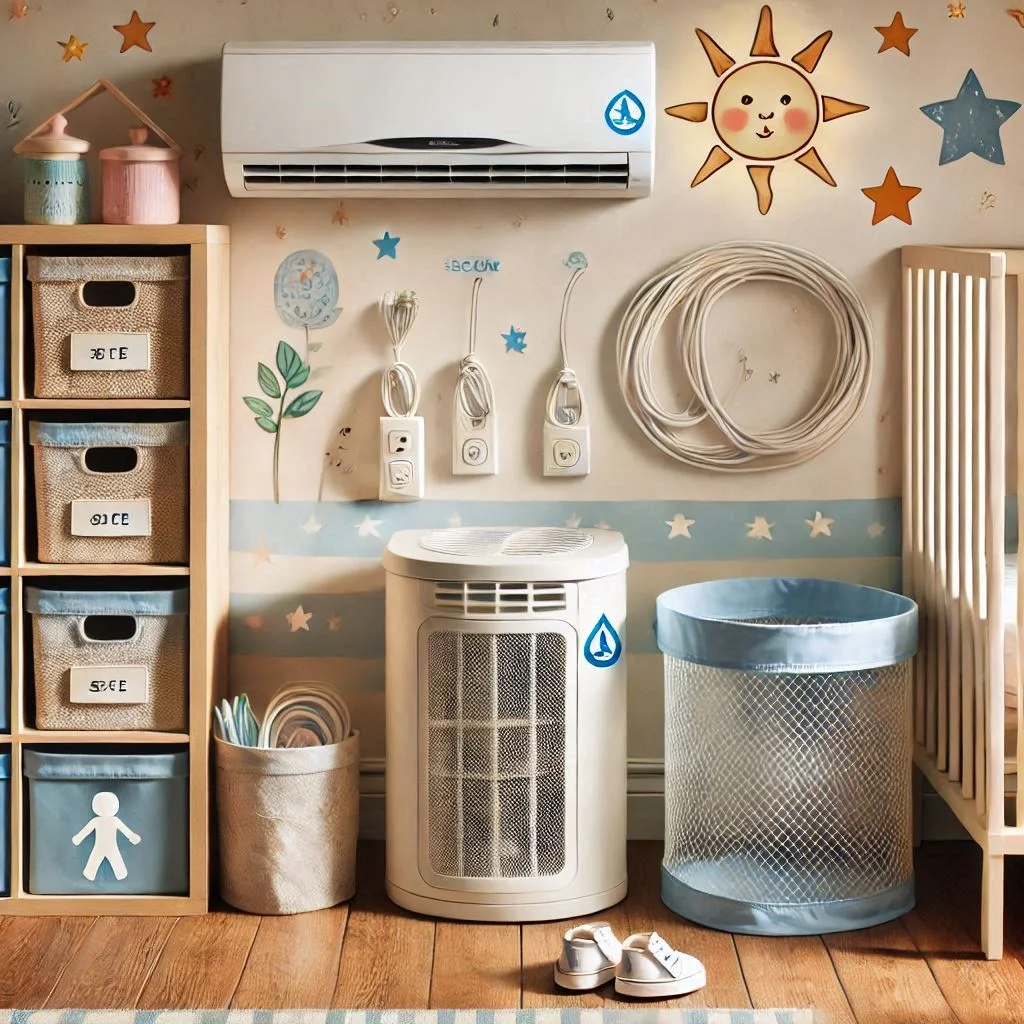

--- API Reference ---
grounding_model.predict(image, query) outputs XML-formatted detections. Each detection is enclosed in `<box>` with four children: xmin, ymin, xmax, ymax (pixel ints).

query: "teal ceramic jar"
<box><xmin>17</xmin><ymin>113</ymin><xmax>90</xmax><ymax>225</ymax></box>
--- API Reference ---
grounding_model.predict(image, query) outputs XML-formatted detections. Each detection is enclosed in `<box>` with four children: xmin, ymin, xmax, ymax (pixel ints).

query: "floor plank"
<box><xmin>736</xmin><ymin>935</ymin><xmax>857</xmax><ymax>1024</ymax></box>
<box><xmin>137</xmin><ymin>910</ymin><xmax>260</xmax><ymax>1009</ymax></box>
<box><xmin>0</xmin><ymin>916</ymin><xmax>96</xmax><ymax>1008</ymax></box>
<box><xmin>233</xmin><ymin>906</ymin><xmax>348</xmax><ymax>1008</ymax></box>
<box><xmin>331</xmin><ymin>842</ymin><xmax>435</xmax><ymax>1008</ymax></box>
<box><xmin>429</xmin><ymin>923</ymin><xmax>521</xmax><ymax>1008</ymax></box>
<box><xmin>904</xmin><ymin>842</ymin><xmax>1024</xmax><ymax>1024</ymax></box>
<box><xmin>825</xmin><ymin>918</ymin><xmax>959</xmax><ymax>1024</ymax></box>
<box><xmin>44</xmin><ymin>917</ymin><xmax>175</xmax><ymax>1009</ymax></box>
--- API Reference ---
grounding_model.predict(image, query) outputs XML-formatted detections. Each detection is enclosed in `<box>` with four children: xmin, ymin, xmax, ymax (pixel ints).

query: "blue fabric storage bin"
<box><xmin>24</xmin><ymin>748</ymin><xmax>188</xmax><ymax>895</ymax></box>
<box><xmin>0</xmin><ymin>750</ymin><xmax>8</xmax><ymax>896</ymax></box>
<box><xmin>0</xmin><ymin>420</ymin><xmax>8</xmax><ymax>568</ymax></box>
<box><xmin>0</xmin><ymin>586</ymin><xmax>8</xmax><ymax>733</ymax></box>
<box><xmin>0</xmin><ymin>257</ymin><xmax>9</xmax><ymax>399</ymax></box>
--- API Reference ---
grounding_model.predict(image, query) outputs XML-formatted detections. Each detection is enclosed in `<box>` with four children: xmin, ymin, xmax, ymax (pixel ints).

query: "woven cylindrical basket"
<box><xmin>215</xmin><ymin>732</ymin><xmax>360</xmax><ymax>915</ymax></box>
<box><xmin>30</xmin><ymin>420</ymin><xmax>188</xmax><ymax>565</ymax></box>
<box><xmin>26</xmin><ymin>254</ymin><xmax>188</xmax><ymax>399</ymax></box>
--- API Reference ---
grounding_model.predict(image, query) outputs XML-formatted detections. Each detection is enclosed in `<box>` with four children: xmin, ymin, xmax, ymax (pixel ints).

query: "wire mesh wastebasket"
<box><xmin>656</xmin><ymin>577</ymin><xmax>918</xmax><ymax>936</ymax></box>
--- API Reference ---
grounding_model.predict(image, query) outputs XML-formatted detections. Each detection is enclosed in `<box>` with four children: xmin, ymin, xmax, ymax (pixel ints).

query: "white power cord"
<box><xmin>616</xmin><ymin>240</ymin><xmax>872</xmax><ymax>472</ymax></box>
<box><xmin>379</xmin><ymin>290</ymin><xmax>425</xmax><ymax>500</ymax></box>
<box><xmin>380</xmin><ymin>290</ymin><xmax>421</xmax><ymax>417</ymax></box>
<box><xmin>453</xmin><ymin>277</ymin><xmax>498</xmax><ymax>475</ymax></box>
<box><xmin>544</xmin><ymin>263</ymin><xmax>591</xmax><ymax>476</ymax></box>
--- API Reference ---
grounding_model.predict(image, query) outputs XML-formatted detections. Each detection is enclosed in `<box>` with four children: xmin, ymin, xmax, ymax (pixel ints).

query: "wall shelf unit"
<box><xmin>0</xmin><ymin>223</ymin><xmax>229</xmax><ymax>916</ymax></box>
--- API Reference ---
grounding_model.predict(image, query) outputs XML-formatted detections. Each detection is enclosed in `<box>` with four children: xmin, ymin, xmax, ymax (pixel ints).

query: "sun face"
<box><xmin>666</xmin><ymin>5</ymin><xmax>869</xmax><ymax>214</ymax></box>
<box><xmin>713</xmin><ymin>61</ymin><xmax>819</xmax><ymax>160</ymax></box>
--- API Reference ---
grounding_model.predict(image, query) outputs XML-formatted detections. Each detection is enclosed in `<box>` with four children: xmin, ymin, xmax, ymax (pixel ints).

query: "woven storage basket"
<box><xmin>26</xmin><ymin>254</ymin><xmax>188</xmax><ymax>399</ymax></box>
<box><xmin>216</xmin><ymin>732</ymin><xmax>360</xmax><ymax>914</ymax></box>
<box><xmin>27</xmin><ymin>587</ymin><xmax>187</xmax><ymax>732</ymax></box>
<box><xmin>30</xmin><ymin>420</ymin><xmax>188</xmax><ymax>565</ymax></box>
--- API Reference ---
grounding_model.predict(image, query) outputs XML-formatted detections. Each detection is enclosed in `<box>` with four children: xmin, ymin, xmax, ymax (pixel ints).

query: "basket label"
<box><xmin>70</xmin><ymin>332</ymin><xmax>151</xmax><ymax>371</ymax></box>
<box><xmin>69</xmin><ymin>665</ymin><xmax>149</xmax><ymax>704</ymax></box>
<box><xmin>71</xmin><ymin>499</ymin><xmax>152</xmax><ymax>537</ymax></box>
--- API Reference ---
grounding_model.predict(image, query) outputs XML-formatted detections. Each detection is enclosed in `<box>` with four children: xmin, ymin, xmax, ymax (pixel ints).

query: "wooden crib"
<box><xmin>902</xmin><ymin>244</ymin><xmax>1024</xmax><ymax>959</ymax></box>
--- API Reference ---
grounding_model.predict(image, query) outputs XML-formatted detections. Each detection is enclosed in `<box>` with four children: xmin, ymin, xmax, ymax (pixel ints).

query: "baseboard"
<box><xmin>356</xmin><ymin>759</ymin><xmax>973</xmax><ymax>842</ymax></box>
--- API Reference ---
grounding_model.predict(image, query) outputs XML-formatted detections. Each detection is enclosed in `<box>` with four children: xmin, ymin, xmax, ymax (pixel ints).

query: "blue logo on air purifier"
<box><xmin>584</xmin><ymin>614</ymin><xmax>622</xmax><ymax>668</ymax></box>
<box><xmin>604</xmin><ymin>90</ymin><xmax>645</xmax><ymax>135</ymax></box>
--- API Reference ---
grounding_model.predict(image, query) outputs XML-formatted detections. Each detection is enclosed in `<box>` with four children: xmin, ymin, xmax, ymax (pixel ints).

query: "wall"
<box><xmin>2</xmin><ymin>0</ymin><xmax>1023</xmax><ymax>825</ymax></box>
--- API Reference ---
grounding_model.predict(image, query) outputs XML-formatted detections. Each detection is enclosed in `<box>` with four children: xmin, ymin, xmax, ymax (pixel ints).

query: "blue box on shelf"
<box><xmin>24</xmin><ymin>748</ymin><xmax>188</xmax><ymax>895</ymax></box>
<box><xmin>0</xmin><ymin>419</ymin><xmax>9</xmax><ymax>568</ymax></box>
<box><xmin>0</xmin><ymin>587</ymin><xmax>8</xmax><ymax>733</ymax></box>
<box><xmin>0</xmin><ymin>256</ymin><xmax>8</xmax><ymax>400</ymax></box>
<box><xmin>0</xmin><ymin>750</ymin><xmax>8</xmax><ymax>896</ymax></box>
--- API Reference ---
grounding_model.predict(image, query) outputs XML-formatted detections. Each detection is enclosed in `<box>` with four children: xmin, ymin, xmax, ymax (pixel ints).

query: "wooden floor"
<box><xmin>2</xmin><ymin>841</ymin><xmax>1024</xmax><ymax>1020</ymax></box>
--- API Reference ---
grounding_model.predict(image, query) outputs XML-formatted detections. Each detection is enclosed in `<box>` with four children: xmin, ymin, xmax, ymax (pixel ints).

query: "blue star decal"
<box><xmin>921</xmin><ymin>69</ymin><xmax>1021</xmax><ymax>165</ymax></box>
<box><xmin>502</xmin><ymin>326</ymin><xmax>527</xmax><ymax>353</ymax></box>
<box><xmin>372</xmin><ymin>231</ymin><xmax>401</xmax><ymax>259</ymax></box>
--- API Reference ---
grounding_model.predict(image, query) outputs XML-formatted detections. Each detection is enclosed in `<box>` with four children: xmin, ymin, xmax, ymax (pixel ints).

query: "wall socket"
<box><xmin>543</xmin><ymin>420</ymin><xmax>590</xmax><ymax>477</ymax></box>
<box><xmin>380</xmin><ymin>416</ymin><xmax>425</xmax><ymax>501</ymax></box>
<box><xmin>452</xmin><ymin>411</ymin><xmax>498</xmax><ymax>476</ymax></box>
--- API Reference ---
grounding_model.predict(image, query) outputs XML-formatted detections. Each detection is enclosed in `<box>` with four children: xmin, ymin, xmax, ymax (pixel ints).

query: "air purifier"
<box><xmin>383</xmin><ymin>526</ymin><xmax>629</xmax><ymax>921</ymax></box>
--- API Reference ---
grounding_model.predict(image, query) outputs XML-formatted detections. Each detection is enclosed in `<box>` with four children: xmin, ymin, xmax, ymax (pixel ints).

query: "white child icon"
<box><xmin>71</xmin><ymin>792</ymin><xmax>142</xmax><ymax>881</ymax></box>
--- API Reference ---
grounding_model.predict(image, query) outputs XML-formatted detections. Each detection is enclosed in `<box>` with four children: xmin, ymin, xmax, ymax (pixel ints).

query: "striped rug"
<box><xmin>0</xmin><ymin>1011</ymin><xmax>820</xmax><ymax>1024</ymax></box>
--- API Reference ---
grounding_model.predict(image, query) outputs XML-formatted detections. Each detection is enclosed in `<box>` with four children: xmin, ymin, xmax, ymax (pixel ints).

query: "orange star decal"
<box><xmin>1009</xmin><ymin>8</ymin><xmax>1024</xmax><ymax>26</ymax></box>
<box><xmin>58</xmin><ymin>35</ymin><xmax>87</xmax><ymax>61</ymax></box>
<box><xmin>152</xmin><ymin>75</ymin><xmax>172</xmax><ymax>98</ymax></box>
<box><xmin>862</xmin><ymin>167</ymin><xmax>921</xmax><ymax>225</ymax></box>
<box><xmin>113</xmin><ymin>10</ymin><xmax>155</xmax><ymax>53</ymax></box>
<box><xmin>875</xmin><ymin>12</ymin><xmax>917</xmax><ymax>55</ymax></box>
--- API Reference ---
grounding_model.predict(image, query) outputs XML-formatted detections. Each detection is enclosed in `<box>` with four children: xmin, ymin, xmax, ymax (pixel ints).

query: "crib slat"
<box><xmin>962</xmin><ymin>273</ymin><xmax>976</xmax><ymax>800</ymax></box>
<box><xmin>912</xmin><ymin>267</ymin><xmax>927</xmax><ymax>748</ymax></box>
<box><xmin>937</xmin><ymin>271</ymin><xmax>950</xmax><ymax>771</ymax></box>
<box><xmin>985</xmin><ymin>273</ymin><xmax>1006</xmax><ymax>831</ymax></box>
<box><xmin>925</xmin><ymin>268</ymin><xmax>938</xmax><ymax>757</ymax></box>
<box><xmin>1017</xmin><ymin>275</ymin><xmax>1024</xmax><ymax>832</ymax></box>
<box><xmin>947</xmin><ymin>270</ymin><xmax>963</xmax><ymax>783</ymax></box>
<box><xmin>974</xmin><ymin>274</ymin><xmax>988</xmax><ymax>817</ymax></box>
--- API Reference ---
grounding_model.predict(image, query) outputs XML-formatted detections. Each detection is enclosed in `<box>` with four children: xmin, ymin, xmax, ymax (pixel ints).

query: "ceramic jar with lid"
<box><xmin>18</xmin><ymin>114</ymin><xmax>90</xmax><ymax>226</ymax></box>
<box><xmin>99</xmin><ymin>126</ymin><xmax>181</xmax><ymax>225</ymax></box>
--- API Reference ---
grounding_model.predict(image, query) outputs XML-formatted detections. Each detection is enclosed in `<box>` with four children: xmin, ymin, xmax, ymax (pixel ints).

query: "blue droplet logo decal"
<box><xmin>604</xmin><ymin>90</ymin><xmax>645</xmax><ymax>135</ymax></box>
<box><xmin>584</xmin><ymin>614</ymin><xmax>622</xmax><ymax>668</ymax></box>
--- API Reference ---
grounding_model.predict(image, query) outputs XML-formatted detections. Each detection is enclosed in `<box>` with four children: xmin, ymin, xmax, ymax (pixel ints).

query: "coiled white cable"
<box><xmin>547</xmin><ymin>265</ymin><xmax>587</xmax><ymax>426</ymax></box>
<box><xmin>454</xmin><ymin>277</ymin><xmax>495</xmax><ymax>428</ymax></box>
<box><xmin>380</xmin><ymin>289</ymin><xmax>421</xmax><ymax>417</ymax></box>
<box><xmin>616</xmin><ymin>241</ymin><xmax>873</xmax><ymax>472</ymax></box>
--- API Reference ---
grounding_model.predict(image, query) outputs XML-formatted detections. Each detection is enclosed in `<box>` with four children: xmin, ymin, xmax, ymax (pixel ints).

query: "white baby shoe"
<box><xmin>614</xmin><ymin>931</ymin><xmax>707</xmax><ymax>998</ymax></box>
<box><xmin>554</xmin><ymin>921</ymin><xmax>623</xmax><ymax>990</ymax></box>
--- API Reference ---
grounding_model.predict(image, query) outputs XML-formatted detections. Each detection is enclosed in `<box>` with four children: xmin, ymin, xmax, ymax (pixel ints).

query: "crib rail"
<box><xmin>902</xmin><ymin>245</ymin><xmax>1009</xmax><ymax>833</ymax></box>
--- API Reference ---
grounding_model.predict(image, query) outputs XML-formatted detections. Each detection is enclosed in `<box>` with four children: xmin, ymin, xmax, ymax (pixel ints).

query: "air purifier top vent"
<box><xmin>419</xmin><ymin>527</ymin><xmax>593</xmax><ymax>558</ymax></box>
<box><xmin>383</xmin><ymin>526</ymin><xmax>628</xmax><ymax>583</ymax></box>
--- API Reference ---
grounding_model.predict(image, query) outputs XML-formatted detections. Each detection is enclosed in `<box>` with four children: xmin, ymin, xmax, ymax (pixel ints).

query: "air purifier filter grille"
<box><xmin>426</xmin><ymin>629</ymin><xmax>567</xmax><ymax>879</ymax></box>
<box><xmin>419</xmin><ymin>527</ymin><xmax>594</xmax><ymax>558</ymax></box>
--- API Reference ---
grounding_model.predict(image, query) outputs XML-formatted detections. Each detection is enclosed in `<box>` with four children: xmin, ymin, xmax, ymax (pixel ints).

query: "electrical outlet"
<box><xmin>544</xmin><ymin>420</ymin><xmax>590</xmax><ymax>477</ymax></box>
<box><xmin>452</xmin><ymin>411</ymin><xmax>498</xmax><ymax>476</ymax></box>
<box><xmin>380</xmin><ymin>416</ymin><xmax>425</xmax><ymax>501</ymax></box>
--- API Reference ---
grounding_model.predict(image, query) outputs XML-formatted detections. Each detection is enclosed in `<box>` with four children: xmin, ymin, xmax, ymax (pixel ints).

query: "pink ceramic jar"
<box><xmin>99</xmin><ymin>126</ymin><xmax>181</xmax><ymax>225</ymax></box>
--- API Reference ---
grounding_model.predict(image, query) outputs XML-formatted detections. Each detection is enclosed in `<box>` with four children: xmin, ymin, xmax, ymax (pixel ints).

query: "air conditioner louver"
<box><xmin>430</xmin><ymin>581</ymin><xmax>568</xmax><ymax>615</ymax></box>
<box><xmin>242</xmin><ymin>161</ymin><xmax>630</xmax><ymax>190</ymax></box>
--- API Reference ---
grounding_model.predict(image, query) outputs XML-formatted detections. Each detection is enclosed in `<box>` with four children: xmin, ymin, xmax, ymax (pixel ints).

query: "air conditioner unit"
<box><xmin>221</xmin><ymin>41</ymin><xmax>654</xmax><ymax>199</ymax></box>
<box><xmin>383</xmin><ymin>527</ymin><xmax>629</xmax><ymax>921</ymax></box>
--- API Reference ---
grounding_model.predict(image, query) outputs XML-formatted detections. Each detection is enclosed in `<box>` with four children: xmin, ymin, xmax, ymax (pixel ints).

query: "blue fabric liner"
<box><xmin>0</xmin><ymin>258</ymin><xmax>9</xmax><ymax>285</ymax></box>
<box><xmin>25</xmin><ymin>586</ymin><xmax>187</xmax><ymax>616</ymax></box>
<box><xmin>662</xmin><ymin>866</ymin><xmax>914</xmax><ymax>936</ymax></box>
<box><xmin>28</xmin><ymin>420</ymin><xmax>188</xmax><ymax>448</ymax></box>
<box><xmin>0</xmin><ymin>588</ymin><xmax>9</xmax><ymax>614</ymax></box>
<box><xmin>0</xmin><ymin>752</ymin><xmax>8</xmax><ymax>780</ymax></box>
<box><xmin>23</xmin><ymin>749</ymin><xmax>188</xmax><ymax>781</ymax></box>
<box><xmin>0</xmin><ymin>421</ymin><xmax>10</xmax><ymax>445</ymax></box>
<box><xmin>656</xmin><ymin>577</ymin><xmax>918</xmax><ymax>672</ymax></box>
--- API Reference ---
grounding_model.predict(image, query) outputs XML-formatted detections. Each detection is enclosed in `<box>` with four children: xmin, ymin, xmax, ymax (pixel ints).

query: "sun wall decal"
<box><xmin>666</xmin><ymin>5</ymin><xmax>869</xmax><ymax>215</ymax></box>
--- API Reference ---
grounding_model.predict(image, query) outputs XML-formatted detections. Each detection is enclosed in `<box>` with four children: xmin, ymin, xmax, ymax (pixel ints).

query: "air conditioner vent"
<box><xmin>242</xmin><ymin>161</ymin><xmax>630</xmax><ymax>189</ymax></box>
<box><xmin>430</xmin><ymin>581</ymin><xmax>568</xmax><ymax>615</ymax></box>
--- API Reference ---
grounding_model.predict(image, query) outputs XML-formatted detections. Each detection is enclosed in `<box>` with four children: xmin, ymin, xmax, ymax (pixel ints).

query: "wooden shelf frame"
<box><xmin>0</xmin><ymin>224</ymin><xmax>229</xmax><ymax>916</ymax></box>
